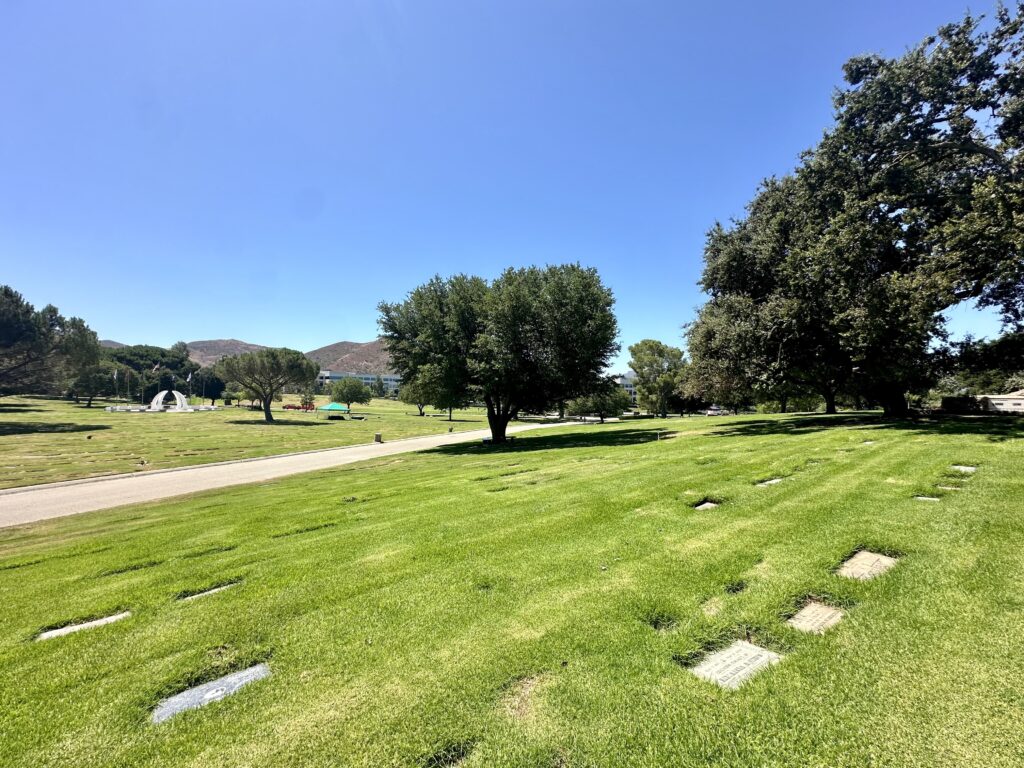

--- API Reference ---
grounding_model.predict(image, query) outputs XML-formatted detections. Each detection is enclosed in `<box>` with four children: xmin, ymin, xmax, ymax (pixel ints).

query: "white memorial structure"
<box><xmin>105</xmin><ymin>390</ymin><xmax>218</xmax><ymax>413</ymax></box>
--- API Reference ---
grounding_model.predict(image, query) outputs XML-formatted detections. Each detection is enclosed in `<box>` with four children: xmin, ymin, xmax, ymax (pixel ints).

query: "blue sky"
<box><xmin>0</xmin><ymin>0</ymin><xmax>1006</xmax><ymax>371</ymax></box>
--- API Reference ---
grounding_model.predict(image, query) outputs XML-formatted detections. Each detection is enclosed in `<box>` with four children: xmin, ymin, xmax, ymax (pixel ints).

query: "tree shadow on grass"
<box><xmin>224</xmin><ymin>419</ymin><xmax>332</xmax><ymax>427</ymax></box>
<box><xmin>429</xmin><ymin>428</ymin><xmax>671</xmax><ymax>456</ymax></box>
<box><xmin>0</xmin><ymin>422</ymin><xmax>113</xmax><ymax>437</ymax></box>
<box><xmin>708</xmin><ymin>413</ymin><xmax>1024</xmax><ymax>442</ymax></box>
<box><xmin>0</xmin><ymin>403</ymin><xmax>46</xmax><ymax>413</ymax></box>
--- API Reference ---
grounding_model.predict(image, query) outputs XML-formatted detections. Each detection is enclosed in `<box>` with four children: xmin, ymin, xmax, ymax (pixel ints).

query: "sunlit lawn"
<box><xmin>1</xmin><ymin>413</ymin><xmax>1023</xmax><ymax>766</ymax></box>
<box><xmin>0</xmin><ymin>396</ymin><xmax>487</xmax><ymax>489</ymax></box>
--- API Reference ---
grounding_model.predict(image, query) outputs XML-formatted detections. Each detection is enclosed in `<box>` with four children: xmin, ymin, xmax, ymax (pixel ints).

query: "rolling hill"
<box><xmin>100</xmin><ymin>337</ymin><xmax>394</xmax><ymax>374</ymax></box>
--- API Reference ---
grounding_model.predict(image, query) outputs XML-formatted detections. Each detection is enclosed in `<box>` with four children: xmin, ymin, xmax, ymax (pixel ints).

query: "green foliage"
<box><xmin>220</xmin><ymin>348</ymin><xmax>317</xmax><ymax>422</ymax></box>
<box><xmin>688</xmin><ymin>8</ymin><xmax>1024</xmax><ymax>415</ymax></box>
<box><xmin>398</xmin><ymin>375</ymin><xmax>429</xmax><ymax>416</ymax></box>
<box><xmin>380</xmin><ymin>264</ymin><xmax>619</xmax><ymax>441</ymax></box>
<box><xmin>567</xmin><ymin>383</ymin><xmax>631</xmax><ymax>422</ymax></box>
<box><xmin>371</xmin><ymin>375</ymin><xmax>386</xmax><ymax>397</ymax></box>
<box><xmin>627</xmin><ymin>340</ymin><xmax>686</xmax><ymax>417</ymax></box>
<box><xmin>330</xmin><ymin>377</ymin><xmax>373</xmax><ymax>409</ymax></box>
<box><xmin>70</xmin><ymin>359</ymin><xmax>118</xmax><ymax>407</ymax></box>
<box><xmin>0</xmin><ymin>285</ymin><xmax>99</xmax><ymax>396</ymax></box>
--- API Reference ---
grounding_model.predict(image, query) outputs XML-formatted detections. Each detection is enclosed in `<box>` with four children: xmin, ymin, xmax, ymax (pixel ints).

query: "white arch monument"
<box><xmin>148</xmin><ymin>390</ymin><xmax>193</xmax><ymax>412</ymax></box>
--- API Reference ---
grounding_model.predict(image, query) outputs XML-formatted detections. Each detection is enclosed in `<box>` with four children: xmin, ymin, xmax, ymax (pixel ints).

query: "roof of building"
<box><xmin>981</xmin><ymin>389</ymin><xmax>1024</xmax><ymax>398</ymax></box>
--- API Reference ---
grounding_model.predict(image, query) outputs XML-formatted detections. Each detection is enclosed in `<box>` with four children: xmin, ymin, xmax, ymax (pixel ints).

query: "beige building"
<box><xmin>978</xmin><ymin>389</ymin><xmax>1024</xmax><ymax>414</ymax></box>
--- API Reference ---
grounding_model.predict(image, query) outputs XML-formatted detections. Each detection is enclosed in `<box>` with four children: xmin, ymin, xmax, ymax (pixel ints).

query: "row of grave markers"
<box><xmin>31</xmin><ymin>461</ymin><xmax>981</xmax><ymax>719</ymax></box>
<box><xmin>690</xmin><ymin>463</ymin><xmax>976</xmax><ymax>690</ymax></box>
<box><xmin>33</xmin><ymin>580</ymin><xmax>253</xmax><ymax>722</ymax></box>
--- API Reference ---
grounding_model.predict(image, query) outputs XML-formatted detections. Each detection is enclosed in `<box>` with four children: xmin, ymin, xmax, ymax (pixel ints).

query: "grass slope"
<box><xmin>1</xmin><ymin>414</ymin><xmax>1023</xmax><ymax>766</ymax></box>
<box><xmin>0</xmin><ymin>396</ymin><xmax>487</xmax><ymax>489</ymax></box>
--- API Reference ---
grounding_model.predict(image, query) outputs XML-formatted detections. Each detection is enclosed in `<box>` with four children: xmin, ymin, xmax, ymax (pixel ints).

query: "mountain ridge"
<box><xmin>99</xmin><ymin>337</ymin><xmax>395</xmax><ymax>374</ymax></box>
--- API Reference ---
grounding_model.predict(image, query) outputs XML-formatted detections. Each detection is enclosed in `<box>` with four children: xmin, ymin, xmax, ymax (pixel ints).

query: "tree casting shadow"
<box><xmin>429</xmin><ymin>428</ymin><xmax>673</xmax><ymax>456</ymax></box>
<box><xmin>0</xmin><ymin>423</ymin><xmax>113</xmax><ymax>437</ymax></box>
<box><xmin>708</xmin><ymin>413</ymin><xmax>1024</xmax><ymax>442</ymax></box>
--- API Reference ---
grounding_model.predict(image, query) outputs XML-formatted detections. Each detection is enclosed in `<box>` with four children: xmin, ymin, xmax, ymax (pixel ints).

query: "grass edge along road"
<box><xmin>0</xmin><ymin>395</ymin><xmax>493</xmax><ymax>489</ymax></box>
<box><xmin>1</xmin><ymin>413</ymin><xmax>1023</xmax><ymax>767</ymax></box>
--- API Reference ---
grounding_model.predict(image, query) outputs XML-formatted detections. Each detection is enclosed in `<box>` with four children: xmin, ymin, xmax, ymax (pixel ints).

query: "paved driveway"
<box><xmin>0</xmin><ymin>422</ymin><xmax>561</xmax><ymax>528</ymax></box>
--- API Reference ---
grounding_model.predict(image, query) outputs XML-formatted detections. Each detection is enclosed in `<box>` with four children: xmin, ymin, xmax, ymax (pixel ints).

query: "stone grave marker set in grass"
<box><xmin>691</xmin><ymin>640</ymin><xmax>782</xmax><ymax>690</ymax></box>
<box><xmin>151</xmin><ymin>663</ymin><xmax>271</xmax><ymax>724</ymax></box>
<box><xmin>691</xmin><ymin>549</ymin><xmax>899</xmax><ymax>688</ymax></box>
<box><xmin>787</xmin><ymin>601</ymin><xmax>844</xmax><ymax>634</ymax></box>
<box><xmin>836</xmin><ymin>550</ymin><xmax>898</xmax><ymax>581</ymax></box>
<box><xmin>756</xmin><ymin>477</ymin><xmax>783</xmax><ymax>487</ymax></box>
<box><xmin>36</xmin><ymin>611</ymin><xmax>131</xmax><ymax>641</ymax></box>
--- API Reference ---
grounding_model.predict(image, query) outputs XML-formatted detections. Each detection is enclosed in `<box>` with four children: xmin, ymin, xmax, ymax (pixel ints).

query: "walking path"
<box><xmin>0</xmin><ymin>422</ymin><xmax>563</xmax><ymax>528</ymax></box>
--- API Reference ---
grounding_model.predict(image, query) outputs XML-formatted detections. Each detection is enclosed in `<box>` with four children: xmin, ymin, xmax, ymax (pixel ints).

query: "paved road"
<box><xmin>0</xmin><ymin>422</ymin><xmax>562</xmax><ymax>528</ymax></box>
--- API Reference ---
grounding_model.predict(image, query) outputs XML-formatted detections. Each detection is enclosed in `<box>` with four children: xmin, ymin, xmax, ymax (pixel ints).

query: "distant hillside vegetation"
<box><xmin>186</xmin><ymin>339</ymin><xmax>268</xmax><ymax>367</ymax></box>
<box><xmin>305</xmin><ymin>341</ymin><xmax>362</xmax><ymax>368</ymax></box>
<box><xmin>103</xmin><ymin>337</ymin><xmax>393</xmax><ymax>374</ymax></box>
<box><xmin>310</xmin><ymin>338</ymin><xmax>394</xmax><ymax>375</ymax></box>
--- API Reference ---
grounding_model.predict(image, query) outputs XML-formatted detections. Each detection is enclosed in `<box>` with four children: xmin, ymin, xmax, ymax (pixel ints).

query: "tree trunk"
<box><xmin>86</xmin><ymin>395</ymin><xmax>93</xmax><ymax>407</ymax></box>
<box><xmin>262</xmin><ymin>397</ymin><xmax>274</xmax><ymax>423</ymax></box>
<box><xmin>485</xmin><ymin>396</ymin><xmax>513</xmax><ymax>443</ymax></box>
<box><xmin>779</xmin><ymin>395</ymin><xmax>788</xmax><ymax>414</ymax></box>
<box><xmin>558</xmin><ymin>401</ymin><xmax>565</xmax><ymax>420</ymax></box>
<box><xmin>448</xmin><ymin>407</ymin><xmax>452</xmax><ymax>421</ymax></box>
<box><xmin>824</xmin><ymin>390</ymin><xmax>837</xmax><ymax>415</ymax></box>
<box><xmin>417</xmin><ymin>404</ymin><xmax>425</xmax><ymax>416</ymax></box>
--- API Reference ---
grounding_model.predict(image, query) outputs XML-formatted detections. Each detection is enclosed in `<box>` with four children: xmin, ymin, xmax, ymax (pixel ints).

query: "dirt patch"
<box><xmin>502</xmin><ymin>674</ymin><xmax>548</xmax><ymax>720</ymax></box>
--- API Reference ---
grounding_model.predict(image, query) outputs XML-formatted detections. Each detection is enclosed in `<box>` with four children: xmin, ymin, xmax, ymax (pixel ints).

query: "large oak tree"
<box><xmin>379</xmin><ymin>264</ymin><xmax>619</xmax><ymax>442</ymax></box>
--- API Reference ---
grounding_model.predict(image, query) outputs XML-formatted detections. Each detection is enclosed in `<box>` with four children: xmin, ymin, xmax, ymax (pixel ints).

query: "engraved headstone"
<box><xmin>36</xmin><ymin>611</ymin><xmax>131</xmax><ymax>641</ymax></box>
<box><xmin>951</xmin><ymin>465</ymin><xmax>976</xmax><ymax>473</ymax></box>
<box><xmin>787</xmin><ymin>601</ymin><xmax>844</xmax><ymax>634</ymax></box>
<box><xmin>914</xmin><ymin>495</ymin><xmax>940</xmax><ymax>502</ymax></box>
<box><xmin>837</xmin><ymin>550</ymin><xmax>898</xmax><ymax>580</ymax></box>
<box><xmin>691</xmin><ymin>640</ymin><xmax>781</xmax><ymax>689</ymax></box>
<box><xmin>694</xmin><ymin>501</ymin><xmax>719</xmax><ymax>511</ymax></box>
<box><xmin>152</xmin><ymin>663</ymin><xmax>270</xmax><ymax>723</ymax></box>
<box><xmin>756</xmin><ymin>478</ymin><xmax>782</xmax><ymax>487</ymax></box>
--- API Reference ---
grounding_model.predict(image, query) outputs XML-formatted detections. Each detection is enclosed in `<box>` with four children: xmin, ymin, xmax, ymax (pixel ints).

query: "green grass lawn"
<box><xmin>0</xmin><ymin>396</ymin><xmax>488</xmax><ymax>489</ymax></box>
<box><xmin>2</xmin><ymin>413</ymin><xmax>1023</xmax><ymax>766</ymax></box>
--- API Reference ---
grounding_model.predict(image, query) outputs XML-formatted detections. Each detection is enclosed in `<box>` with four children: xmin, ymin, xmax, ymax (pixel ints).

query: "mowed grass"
<box><xmin>0</xmin><ymin>396</ymin><xmax>488</xmax><ymax>488</ymax></box>
<box><xmin>2</xmin><ymin>414</ymin><xmax>1024</xmax><ymax>766</ymax></box>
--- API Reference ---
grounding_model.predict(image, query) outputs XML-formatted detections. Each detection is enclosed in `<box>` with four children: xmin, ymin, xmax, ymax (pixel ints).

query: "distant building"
<box><xmin>978</xmin><ymin>389</ymin><xmax>1024</xmax><ymax>414</ymax></box>
<box><xmin>615</xmin><ymin>371</ymin><xmax>638</xmax><ymax>405</ymax></box>
<box><xmin>317</xmin><ymin>370</ymin><xmax>401</xmax><ymax>394</ymax></box>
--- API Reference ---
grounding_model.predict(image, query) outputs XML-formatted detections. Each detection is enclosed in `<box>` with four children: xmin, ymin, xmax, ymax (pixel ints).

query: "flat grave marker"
<box><xmin>180</xmin><ymin>582</ymin><xmax>239</xmax><ymax>602</ymax></box>
<box><xmin>756</xmin><ymin>478</ymin><xmax>783</xmax><ymax>487</ymax></box>
<box><xmin>936</xmin><ymin>485</ymin><xmax>961</xmax><ymax>491</ymax></box>
<box><xmin>951</xmin><ymin>465</ymin><xmax>977</xmax><ymax>474</ymax></box>
<box><xmin>837</xmin><ymin>550</ymin><xmax>898</xmax><ymax>580</ymax></box>
<box><xmin>862</xmin><ymin>440</ymin><xmax>876</xmax><ymax>445</ymax></box>
<box><xmin>694</xmin><ymin>501</ymin><xmax>719</xmax><ymax>511</ymax></box>
<box><xmin>914</xmin><ymin>495</ymin><xmax>941</xmax><ymax>502</ymax></box>
<box><xmin>691</xmin><ymin>640</ymin><xmax>781</xmax><ymax>689</ymax></box>
<box><xmin>36</xmin><ymin>611</ymin><xmax>131</xmax><ymax>641</ymax></box>
<box><xmin>151</xmin><ymin>663</ymin><xmax>270</xmax><ymax>724</ymax></box>
<box><xmin>787</xmin><ymin>601</ymin><xmax>844</xmax><ymax>634</ymax></box>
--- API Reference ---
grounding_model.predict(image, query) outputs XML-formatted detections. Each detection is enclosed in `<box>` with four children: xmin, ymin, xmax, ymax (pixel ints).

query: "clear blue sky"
<box><xmin>0</xmin><ymin>0</ymin><xmax>1005</xmax><ymax>371</ymax></box>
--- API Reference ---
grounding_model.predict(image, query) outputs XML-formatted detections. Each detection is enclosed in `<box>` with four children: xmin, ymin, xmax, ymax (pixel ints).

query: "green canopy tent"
<box><xmin>316</xmin><ymin>402</ymin><xmax>350</xmax><ymax>420</ymax></box>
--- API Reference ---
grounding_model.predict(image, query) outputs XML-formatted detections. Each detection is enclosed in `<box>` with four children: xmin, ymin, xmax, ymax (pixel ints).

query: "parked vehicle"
<box><xmin>705</xmin><ymin>406</ymin><xmax>727</xmax><ymax>416</ymax></box>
